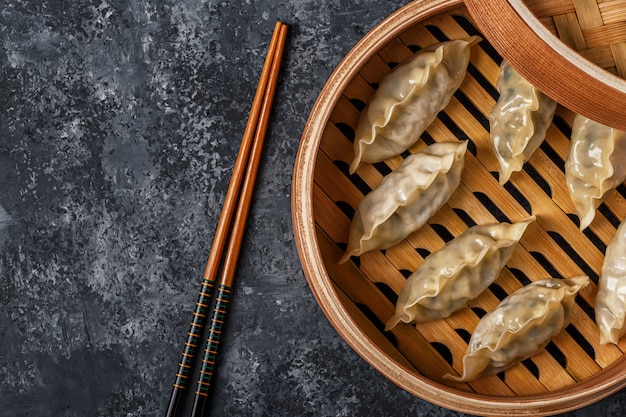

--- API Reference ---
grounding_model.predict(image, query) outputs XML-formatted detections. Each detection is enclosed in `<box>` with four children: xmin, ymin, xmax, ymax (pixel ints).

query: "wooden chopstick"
<box><xmin>164</xmin><ymin>21</ymin><xmax>288</xmax><ymax>417</ymax></box>
<box><xmin>190</xmin><ymin>22</ymin><xmax>288</xmax><ymax>417</ymax></box>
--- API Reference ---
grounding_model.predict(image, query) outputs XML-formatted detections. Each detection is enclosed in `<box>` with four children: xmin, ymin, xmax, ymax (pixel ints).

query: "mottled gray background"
<box><xmin>1</xmin><ymin>0</ymin><xmax>625</xmax><ymax>416</ymax></box>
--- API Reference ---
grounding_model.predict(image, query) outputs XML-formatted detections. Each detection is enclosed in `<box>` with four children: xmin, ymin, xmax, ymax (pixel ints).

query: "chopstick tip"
<box><xmin>275</xmin><ymin>20</ymin><xmax>288</xmax><ymax>29</ymax></box>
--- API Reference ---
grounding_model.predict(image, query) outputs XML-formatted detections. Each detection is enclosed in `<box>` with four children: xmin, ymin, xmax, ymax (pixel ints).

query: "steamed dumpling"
<box><xmin>490</xmin><ymin>60</ymin><xmax>556</xmax><ymax>185</ymax></box>
<box><xmin>340</xmin><ymin>141</ymin><xmax>467</xmax><ymax>264</ymax></box>
<box><xmin>349</xmin><ymin>36</ymin><xmax>480</xmax><ymax>174</ymax></box>
<box><xmin>596</xmin><ymin>218</ymin><xmax>626</xmax><ymax>344</ymax></box>
<box><xmin>445</xmin><ymin>276</ymin><xmax>590</xmax><ymax>382</ymax></box>
<box><xmin>385</xmin><ymin>217</ymin><xmax>534</xmax><ymax>329</ymax></box>
<box><xmin>565</xmin><ymin>115</ymin><xmax>626</xmax><ymax>230</ymax></box>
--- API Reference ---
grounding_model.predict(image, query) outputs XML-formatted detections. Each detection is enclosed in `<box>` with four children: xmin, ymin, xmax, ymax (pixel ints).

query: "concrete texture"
<box><xmin>1</xmin><ymin>0</ymin><xmax>626</xmax><ymax>416</ymax></box>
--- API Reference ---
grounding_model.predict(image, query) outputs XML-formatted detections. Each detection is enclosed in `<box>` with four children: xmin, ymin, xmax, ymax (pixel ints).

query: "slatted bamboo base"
<box><xmin>292</xmin><ymin>1</ymin><xmax>626</xmax><ymax>415</ymax></box>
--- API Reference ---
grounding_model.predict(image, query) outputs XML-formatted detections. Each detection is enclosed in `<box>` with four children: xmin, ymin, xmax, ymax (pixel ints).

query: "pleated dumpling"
<box><xmin>385</xmin><ymin>217</ymin><xmax>534</xmax><ymax>329</ymax></box>
<box><xmin>445</xmin><ymin>276</ymin><xmax>589</xmax><ymax>382</ymax></box>
<box><xmin>339</xmin><ymin>141</ymin><xmax>467</xmax><ymax>264</ymax></box>
<box><xmin>596</xmin><ymin>218</ymin><xmax>626</xmax><ymax>344</ymax></box>
<box><xmin>490</xmin><ymin>60</ymin><xmax>557</xmax><ymax>185</ymax></box>
<box><xmin>349</xmin><ymin>36</ymin><xmax>480</xmax><ymax>174</ymax></box>
<box><xmin>565</xmin><ymin>115</ymin><xmax>626</xmax><ymax>230</ymax></box>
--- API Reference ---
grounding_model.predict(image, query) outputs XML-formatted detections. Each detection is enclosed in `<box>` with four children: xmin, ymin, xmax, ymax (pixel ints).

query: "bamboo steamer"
<box><xmin>291</xmin><ymin>0</ymin><xmax>626</xmax><ymax>415</ymax></box>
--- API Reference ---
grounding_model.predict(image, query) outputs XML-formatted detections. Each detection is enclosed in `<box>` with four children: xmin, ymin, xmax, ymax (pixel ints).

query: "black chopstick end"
<box><xmin>164</xmin><ymin>385</ymin><xmax>184</xmax><ymax>417</ymax></box>
<box><xmin>191</xmin><ymin>392</ymin><xmax>213</xmax><ymax>417</ymax></box>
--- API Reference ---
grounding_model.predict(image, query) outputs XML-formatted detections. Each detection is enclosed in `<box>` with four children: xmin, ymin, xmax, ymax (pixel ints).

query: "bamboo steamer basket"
<box><xmin>292</xmin><ymin>0</ymin><xmax>626</xmax><ymax>415</ymax></box>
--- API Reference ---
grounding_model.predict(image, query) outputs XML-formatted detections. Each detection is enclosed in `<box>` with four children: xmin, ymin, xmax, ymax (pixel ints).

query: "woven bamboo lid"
<box><xmin>464</xmin><ymin>0</ymin><xmax>626</xmax><ymax>130</ymax></box>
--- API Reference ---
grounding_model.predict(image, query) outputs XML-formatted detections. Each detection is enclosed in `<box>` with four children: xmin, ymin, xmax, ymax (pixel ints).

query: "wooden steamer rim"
<box><xmin>292</xmin><ymin>0</ymin><xmax>626</xmax><ymax>415</ymax></box>
<box><xmin>464</xmin><ymin>0</ymin><xmax>626</xmax><ymax>131</ymax></box>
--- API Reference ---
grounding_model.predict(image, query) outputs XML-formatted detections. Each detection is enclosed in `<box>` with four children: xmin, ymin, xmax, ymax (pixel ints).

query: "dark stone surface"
<box><xmin>1</xmin><ymin>0</ymin><xmax>625</xmax><ymax>416</ymax></box>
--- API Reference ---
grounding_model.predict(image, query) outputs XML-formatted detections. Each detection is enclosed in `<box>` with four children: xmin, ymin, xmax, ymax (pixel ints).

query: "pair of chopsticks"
<box><xmin>164</xmin><ymin>21</ymin><xmax>288</xmax><ymax>417</ymax></box>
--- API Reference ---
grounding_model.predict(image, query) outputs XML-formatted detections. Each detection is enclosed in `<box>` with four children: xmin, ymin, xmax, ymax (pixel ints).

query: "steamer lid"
<box><xmin>464</xmin><ymin>0</ymin><xmax>626</xmax><ymax>130</ymax></box>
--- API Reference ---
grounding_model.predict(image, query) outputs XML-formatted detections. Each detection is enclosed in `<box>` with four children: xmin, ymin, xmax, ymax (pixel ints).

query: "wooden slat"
<box><xmin>572</xmin><ymin>0</ymin><xmax>604</xmax><ymax>28</ymax></box>
<box><xmin>599</xmin><ymin>0</ymin><xmax>626</xmax><ymax>24</ymax></box>
<box><xmin>378</xmin><ymin>37</ymin><xmax>414</xmax><ymax>65</ymax></box>
<box><xmin>328</xmin><ymin>94</ymin><xmax>361</xmax><ymax>128</ymax></box>
<box><xmin>554</xmin><ymin>13</ymin><xmax>587</xmax><ymax>50</ymax></box>
<box><xmin>342</xmin><ymin>74</ymin><xmax>375</xmax><ymax>104</ymax></box>
<box><xmin>611</xmin><ymin>42</ymin><xmax>626</xmax><ymax>77</ymax></box>
<box><xmin>582</xmin><ymin>22</ymin><xmax>626</xmax><ymax>48</ymax></box>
